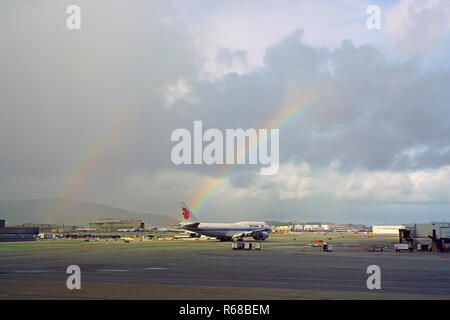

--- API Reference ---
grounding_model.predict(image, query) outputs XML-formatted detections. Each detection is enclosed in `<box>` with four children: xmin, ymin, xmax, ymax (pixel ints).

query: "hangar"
<box><xmin>0</xmin><ymin>219</ymin><xmax>39</xmax><ymax>241</ymax></box>
<box><xmin>372</xmin><ymin>225</ymin><xmax>404</xmax><ymax>235</ymax></box>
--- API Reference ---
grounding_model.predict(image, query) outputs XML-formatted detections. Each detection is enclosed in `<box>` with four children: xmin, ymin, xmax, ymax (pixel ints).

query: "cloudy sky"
<box><xmin>1</xmin><ymin>0</ymin><xmax>450</xmax><ymax>224</ymax></box>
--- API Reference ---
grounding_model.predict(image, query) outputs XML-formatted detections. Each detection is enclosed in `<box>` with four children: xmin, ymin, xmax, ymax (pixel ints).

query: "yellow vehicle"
<box><xmin>310</xmin><ymin>240</ymin><xmax>323</xmax><ymax>247</ymax></box>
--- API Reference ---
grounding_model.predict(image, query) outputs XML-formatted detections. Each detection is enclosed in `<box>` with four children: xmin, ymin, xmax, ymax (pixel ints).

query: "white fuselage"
<box><xmin>183</xmin><ymin>221</ymin><xmax>271</xmax><ymax>239</ymax></box>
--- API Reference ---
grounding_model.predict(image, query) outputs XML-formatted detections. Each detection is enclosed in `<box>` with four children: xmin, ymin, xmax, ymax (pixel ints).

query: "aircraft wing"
<box><xmin>181</xmin><ymin>222</ymin><xmax>200</xmax><ymax>228</ymax></box>
<box><xmin>231</xmin><ymin>231</ymin><xmax>256</xmax><ymax>239</ymax></box>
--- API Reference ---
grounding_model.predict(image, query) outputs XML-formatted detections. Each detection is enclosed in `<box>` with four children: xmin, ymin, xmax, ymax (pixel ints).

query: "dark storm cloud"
<box><xmin>0</xmin><ymin>1</ymin><xmax>449</xmax><ymax>223</ymax></box>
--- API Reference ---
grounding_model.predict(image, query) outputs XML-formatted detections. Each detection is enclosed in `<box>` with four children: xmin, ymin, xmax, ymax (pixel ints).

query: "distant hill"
<box><xmin>0</xmin><ymin>199</ymin><xmax>177</xmax><ymax>227</ymax></box>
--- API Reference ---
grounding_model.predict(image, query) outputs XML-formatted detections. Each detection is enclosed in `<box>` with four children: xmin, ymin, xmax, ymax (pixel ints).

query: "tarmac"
<box><xmin>0</xmin><ymin>234</ymin><xmax>449</xmax><ymax>299</ymax></box>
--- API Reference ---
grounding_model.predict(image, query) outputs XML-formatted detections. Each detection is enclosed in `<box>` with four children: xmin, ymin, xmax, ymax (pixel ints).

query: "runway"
<box><xmin>0</xmin><ymin>234</ymin><xmax>449</xmax><ymax>299</ymax></box>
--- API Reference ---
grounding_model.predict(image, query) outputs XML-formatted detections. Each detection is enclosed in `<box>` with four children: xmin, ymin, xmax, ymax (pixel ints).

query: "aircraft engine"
<box><xmin>189</xmin><ymin>233</ymin><xmax>201</xmax><ymax>238</ymax></box>
<box><xmin>252</xmin><ymin>231</ymin><xmax>269</xmax><ymax>240</ymax></box>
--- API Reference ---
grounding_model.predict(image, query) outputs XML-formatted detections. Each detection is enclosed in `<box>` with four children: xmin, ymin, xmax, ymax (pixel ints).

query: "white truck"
<box><xmin>394</xmin><ymin>243</ymin><xmax>412</xmax><ymax>252</ymax></box>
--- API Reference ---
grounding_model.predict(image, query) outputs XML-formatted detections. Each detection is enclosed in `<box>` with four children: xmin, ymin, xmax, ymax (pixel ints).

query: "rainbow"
<box><xmin>49</xmin><ymin>108</ymin><xmax>128</xmax><ymax>218</ymax></box>
<box><xmin>50</xmin><ymin>56</ymin><xmax>177</xmax><ymax>215</ymax></box>
<box><xmin>50</xmin><ymin>87</ymin><xmax>316</xmax><ymax>219</ymax></box>
<box><xmin>189</xmin><ymin>92</ymin><xmax>316</xmax><ymax>214</ymax></box>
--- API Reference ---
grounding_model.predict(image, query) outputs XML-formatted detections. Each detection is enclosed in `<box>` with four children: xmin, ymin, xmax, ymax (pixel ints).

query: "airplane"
<box><xmin>177</xmin><ymin>200</ymin><xmax>271</xmax><ymax>241</ymax></box>
<box><xmin>155</xmin><ymin>227</ymin><xmax>203</xmax><ymax>238</ymax></box>
<box><xmin>117</xmin><ymin>225</ymin><xmax>144</xmax><ymax>232</ymax></box>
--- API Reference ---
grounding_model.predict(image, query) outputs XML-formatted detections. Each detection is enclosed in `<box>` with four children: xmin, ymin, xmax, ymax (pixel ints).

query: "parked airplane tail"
<box><xmin>178</xmin><ymin>200</ymin><xmax>199</xmax><ymax>226</ymax></box>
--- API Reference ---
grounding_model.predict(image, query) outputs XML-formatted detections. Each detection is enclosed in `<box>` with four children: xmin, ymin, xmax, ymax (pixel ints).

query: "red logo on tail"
<box><xmin>182</xmin><ymin>207</ymin><xmax>190</xmax><ymax>220</ymax></box>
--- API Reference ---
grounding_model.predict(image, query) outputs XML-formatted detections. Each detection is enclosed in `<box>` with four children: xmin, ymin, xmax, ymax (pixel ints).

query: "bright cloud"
<box><xmin>221</xmin><ymin>162</ymin><xmax>450</xmax><ymax>204</ymax></box>
<box><xmin>171</xmin><ymin>0</ymin><xmax>381</xmax><ymax>80</ymax></box>
<box><xmin>162</xmin><ymin>78</ymin><xmax>197</xmax><ymax>107</ymax></box>
<box><xmin>386</xmin><ymin>0</ymin><xmax>450</xmax><ymax>56</ymax></box>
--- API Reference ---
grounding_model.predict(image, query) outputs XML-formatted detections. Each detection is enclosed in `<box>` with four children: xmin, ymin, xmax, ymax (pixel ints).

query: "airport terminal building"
<box><xmin>0</xmin><ymin>219</ymin><xmax>39</xmax><ymax>241</ymax></box>
<box><xmin>89</xmin><ymin>218</ymin><xmax>145</xmax><ymax>232</ymax></box>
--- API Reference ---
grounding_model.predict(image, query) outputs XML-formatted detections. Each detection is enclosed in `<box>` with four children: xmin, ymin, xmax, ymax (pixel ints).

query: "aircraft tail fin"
<box><xmin>178</xmin><ymin>200</ymin><xmax>199</xmax><ymax>227</ymax></box>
